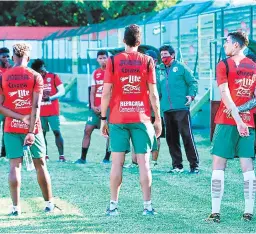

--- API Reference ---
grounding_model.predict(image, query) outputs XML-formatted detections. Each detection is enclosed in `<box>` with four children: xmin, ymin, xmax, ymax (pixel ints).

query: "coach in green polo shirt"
<box><xmin>158</xmin><ymin>45</ymin><xmax>199</xmax><ymax>174</ymax></box>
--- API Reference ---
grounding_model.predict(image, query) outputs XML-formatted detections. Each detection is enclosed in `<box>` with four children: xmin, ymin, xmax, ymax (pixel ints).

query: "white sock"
<box><xmin>211</xmin><ymin>170</ymin><xmax>224</xmax><ymax>214</ymax></box>
<box><xmin>144</xmin><ymin>200</ymin><xmax>152</xmax><ymax>211</ymax></box>
<box><xmin>110</xmin><ymin>200</ymin><xmax>118</xmax><ymax>210</ymax></box>
<box><xmin>243</xmin><ymin>171</ymin><xmax>256</xmax><ymax>214</ymax></box>
<box><xmin>45</xmin><ymin>200</ymin><xmax>54</xmax><ymax>209</ymax></box>
<box><xmin>12</xmin><ymin>205</ymin><xmax>20</xmax><ymax>212</ymax></box>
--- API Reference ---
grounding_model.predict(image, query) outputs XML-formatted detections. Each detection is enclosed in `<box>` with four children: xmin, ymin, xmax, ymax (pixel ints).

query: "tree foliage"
<box><xmin>0</xmin><ymin>0</ymin><xmax>180</xmax><ymax>26</ymax></box>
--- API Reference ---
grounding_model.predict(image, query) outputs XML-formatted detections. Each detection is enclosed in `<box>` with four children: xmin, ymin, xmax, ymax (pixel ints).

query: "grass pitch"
<box><xmin>0</xmin><ymin>102</ymin><xmax>255</xmax><ymax>233</ymax></box>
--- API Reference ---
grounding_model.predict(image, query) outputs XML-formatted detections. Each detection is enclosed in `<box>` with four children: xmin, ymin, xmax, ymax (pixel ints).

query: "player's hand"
<box><xmin>92</xmin><ymin>106</ymin><xmax>101</xmax><ymax>114</ymax></box>
<box><xmin>223</xmin><ymin>108</ymin><xmax>232</xmax><ymax>117</ymax></box>
<box><xmin>42</xmin><ymin>96</ymin><xmax>50</xmax><ymax>102</ymax></box>
<box><xmin>24</xmin><ymin>133</ymin><xmax>35</xmax><ymax>146</ymax></box>
<box><xmin>236</xmin><ymin>121</ymin><xmax>249</xmax><ymax>137</ymax></box>
<box><xmin>153</xmin><ymin>118</ymin><xmax>162</xmax><ymax>138</ymax></box>
<box><xmin>21</xmin><ymin>115</ymin><xmax>30</xmax><ymax>125</ymax></box>
<box><xmin>185</xmin><ymin>96</ymin><xmax>193</xmax><ymax>106</ymax></box>
<box><xmin>100</xmin><ymin>120</ymin><xmax>109</xmax><ymax>138</ymax></box>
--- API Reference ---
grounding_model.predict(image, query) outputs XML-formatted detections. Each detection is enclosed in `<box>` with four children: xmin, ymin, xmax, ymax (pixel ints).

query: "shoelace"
<box><xmin>54</xmin><ymin>204</ymin><xmax>62</xmax><ymax>211</ymax></box>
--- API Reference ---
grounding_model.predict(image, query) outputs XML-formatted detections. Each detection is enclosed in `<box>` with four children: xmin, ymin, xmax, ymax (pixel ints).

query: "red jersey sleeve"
<box><xmin>34</xmin><ymin>74</ymin><xmax>44</xmax><ymax>94</ymax></box>
<box><xmin>54</xmin><ymin>74</ymin><xmax>62</xmax><ymax>87</ymax></box>
<box><xmin>0</xmin><ymin>74</ymin><xmax>3</xmax><ymax>95</ymax></box>
<box><xmin>216</xmin><ymin>61</ymin><xmax>228</xmax><ymax>86</ymax></box>
<box><xmin>147</xmin><ymin>58</ymin><xmax>156</xmax><ymax>84</ymax></box>
<box><xmin>104</xmin><ymin>57</ymin><xmax>113</xmax><ymax>83</ymax></box>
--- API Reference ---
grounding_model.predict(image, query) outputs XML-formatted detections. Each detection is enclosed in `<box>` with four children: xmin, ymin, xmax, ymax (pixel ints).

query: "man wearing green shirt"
<box><xmin>158</xmin><ymin>45</ymin><xmax>199</xmax><ymax>174</ymax></box>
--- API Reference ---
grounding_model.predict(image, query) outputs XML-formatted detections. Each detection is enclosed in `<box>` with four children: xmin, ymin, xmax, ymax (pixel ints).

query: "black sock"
<box><xmin>81</xmin><ymin>147</ymin><xmax>88</xmax><ymax>160</ymax></box>
<box><xmin>1</xmin><ymin>146</ymin><xmax>6</xmax><ymax>157</ymax></box>
<box><xmin>104</xmin><ymin>150</ymin><xmax>111</xmax><ymax>161</ymax></box>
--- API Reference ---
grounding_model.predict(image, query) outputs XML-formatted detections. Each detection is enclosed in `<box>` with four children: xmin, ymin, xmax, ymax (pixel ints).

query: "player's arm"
<box><xmin>90</xmin><ymin>71</ymin><xmax>97</xmax><ymax>111</ymax></box>
<box><xmin>28</xmin><ymin>74</ymin><xmax>44</xmax><ymax>134</ymax></box>
<box><xmin>101</xmin><ymin>83</ymin><xmax>112</xmax><ymax>118</ymax></box>
<box><xmin>184</xmin><ymin>64</ymin><xmax>198</xmax><ymax>105</ymax></box>
<box><xmin>147</xmin><ymin>58</ymin><xmax>162</xmax><ymax>138</ymax></box>
<box><xmin>90</xmin><ymin>86</ymin><xmax>96</xmax><ymax>109</ymax></box>
<box><xmin>237</xmin><ymin>98</ymin><xmax>256</xmax><ymax>112</ymax></box>
<box><xmin>100</xmin><ymin>58</ymin><xmax>113</xmax><ymax>137</ymax></box>
<box><xmin>0</xmin><ymin>93</ymin><xmax>29</xmax><ymax>124</ymax></box>
<box><xmin>148</xmin><ymin>83</ymin><xmax>161</xmax><ymax>121</ymax></box>
<box><xmin>236</xmin><ymin>88</ymin><xmax>256</xmax><ymax>112</ymax></box>
<box><xmin>49</xmin><ymin>84</ymin><xmax>65</xmax><ymax>101</ymax></box>
<box><xmin>219</xmin><ymin>82</ymin><xmax>243</xmax><ymax>124</ymax></box>
<box><xmin>0</xmin><ymin>75</ymin><xmax>29</xmax><ymax>124</ymax></box>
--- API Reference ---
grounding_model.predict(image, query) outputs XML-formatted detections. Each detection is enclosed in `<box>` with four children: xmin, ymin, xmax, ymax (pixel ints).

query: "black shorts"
<box><xmin>151</xmin><ymin>116</ymin><xmax>165</xmax><ymax>138</ymax></box>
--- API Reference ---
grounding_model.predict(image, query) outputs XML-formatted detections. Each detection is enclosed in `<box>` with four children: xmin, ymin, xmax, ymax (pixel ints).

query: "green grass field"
<box><xmin>0</xmin><ymin>102</ymin><xmax>255</xmax><ymax>233</ymax></box>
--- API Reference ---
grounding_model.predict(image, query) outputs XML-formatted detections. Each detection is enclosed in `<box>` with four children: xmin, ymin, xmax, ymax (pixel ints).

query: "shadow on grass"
<box><xmin>0</xmin><ymin>214</ymin><xmax>103</xmax><ymax>233</ymax></box>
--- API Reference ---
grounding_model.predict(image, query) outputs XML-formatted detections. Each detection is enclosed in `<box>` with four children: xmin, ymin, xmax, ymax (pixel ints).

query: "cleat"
<box><xmin>44</xmin><ymin>204</ymin><xmax>62</xmax><ymax>213</ymax></box>
<box><xmin>123</xmin><ymin>162</ymin><xmax>138</xmax><ymax>168</ymax></box>
<box><xmin>102</xmin><ymin>159</ymin><xmax>111</xmax><ymax>164</ymax></box>
<box><xmin>58</xmin><ymin>156</ymin><xmax>66</xmax><ymax>162</ymax></box>
<box><xmin>150</xmin><ymin>161</ymin><xmax>158</xmax><ymax>169</ymax></box>
<box><xmin>106</xmin><ymin>207</ymin><xmax>118</xmax><ymax>216</ymax></box>
<box><xmin>189</xmin><ymin>167</ymin><xmax>200</xmax><ymax>174</ymax></box>
<box><xmin>74</xmin><ymin>159</ymin><xmax>87</xmax><ymax>164</ymax></box>
<box><xmin>143</xmin><ymin>208</ymin><xmax>157</xmax><ymax>215</ymax></box>
<box><xmin>205</xmin><ymin>213</ymin><xmax>220</xmax><ymax>223</ymax></box>
<box><xmin>168</xmin><ymin>167</ymin><xmax>184</xmax><ymax>173</ymax></box>
<box><xmin>8</xmin><ymin>206</ymin><xmax>21</xmax><ymax>216</ymax></box>
<box><xmin>242</xmin><ymin>213</ymin><xmax>253</xmax><ymax>221</ymax></box>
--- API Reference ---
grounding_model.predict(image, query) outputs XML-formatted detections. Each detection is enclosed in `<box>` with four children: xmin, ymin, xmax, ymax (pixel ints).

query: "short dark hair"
<box><xmin>124</xmin><ymin>24</ymin><xmax>141</xmax><ymax>47</ymax></box>
<box><xmin>97</xmin><ymin>50</ymin><xmax>108</xmax><ymax>58</ymax></box>
<box><xmin>31</xmin><ymin>59</ymin><xmax>45</xmax><ymax>72</ymax></box>
<box><xmin>228</xmin><ymin>31</ymin><xmax>249</xmax><ymax>48</ymax></box>
<box><xmin>0</xmin><ymin>47</ymin><xmax>10</xmax><ymax>54</ymax></box>
<box><xmin>159</xmin><ymin>45</ymin><xmax>175</xmax><ymax>55</ymax></box>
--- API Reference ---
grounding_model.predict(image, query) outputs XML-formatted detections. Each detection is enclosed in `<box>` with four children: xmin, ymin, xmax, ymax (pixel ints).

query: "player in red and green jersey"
<box><xmin>75</xmin><ymin>50</ymin><xmax>111</xmax><ymax>164</ymax></box>
<box><xmin>101</xmin><ymin>24</ymin><xmax>162</xmax><ymax>216</ymax></box>
<box><xmin>0</xmin><ymin>47</ymin><xmax>11</xmax><ymax>158</ymax></box>
<box><xmin>0</xmin><ymin>43</ymin><xmax>54</xmax><ymax>216</ymax></box>
<box><xmin>31</xmin><ymin>59</ymin><xmax>65</xmax><ymax>162</ymax></box>
<box><xmin>206</xmin><ymin>32</ymin><xmax>256</xmax><ymax>223</ymax></box>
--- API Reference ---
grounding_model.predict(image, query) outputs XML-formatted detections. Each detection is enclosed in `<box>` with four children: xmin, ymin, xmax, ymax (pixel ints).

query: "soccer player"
<box><xmin>75</xmin><ymin>50</ymin><xmax>111</xmax><ymax>164</ymax></box>
<box><xmin>0</xmin><ymin>47</ymin><xmax>11</xmax><ymax>158</ymax></box>
<box><xmin>206</xmin><ymin>32</ymin><xmax>256</xmax><ymax>223</ymax></box>
<box><xmin>0</xmin><ymin>43</ymin><xmax>54</xmax><ymax>216</ymax></box>
<box><xmin>101</xmin><ymin>24</ymin><xmax>162</xmax><ymax>215</ymax></box>
<box><xmin>31</xmin><ymin>59</ymin><xmax>65</xmax><ymax>162</ymax></box>
<box><xmin>127</xmin><ymin>50</ymin><xmax>165</xmax><ymax>169</ymax></box>
<box><xmin>0</xmin><ymin>47</ymin><xmax>11</xmax><ymax>72</ymax></box>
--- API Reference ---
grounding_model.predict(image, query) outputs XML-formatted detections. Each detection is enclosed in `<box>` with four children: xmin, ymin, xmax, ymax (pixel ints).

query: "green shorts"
<box><xmin>211</xmin><ymin>124</ymin><xmax>255</xmax><ymax>159</ymax></box>
<box><xmin>109</xmin><ymin>122</ymin><xmax>155</xmax><ymax>154</ymax></box>
<box><xmin>41</xmin><ymin>116</ymin><xmax>60</xmax><ymax>132</ymax></box>
<box><xmin>4</xmin><ymin>132</ymin><xmax>46</xmax><ymax>159</ymax></box>
<box><xmin>87</xmin><ymin>110</ymin><xmax>101</xmax><ymax>129</ymax></box>
<box><xmin>0</xmin><ymin>114</ymin><xmax>5</xmax><ymax>124</ymax></box>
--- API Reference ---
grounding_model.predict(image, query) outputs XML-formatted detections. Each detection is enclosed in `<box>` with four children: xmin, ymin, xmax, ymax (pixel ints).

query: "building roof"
<box><xmin>0</xmin><ymin>26</ymin><xmax>77</xmax><ymax>40</ymax></box>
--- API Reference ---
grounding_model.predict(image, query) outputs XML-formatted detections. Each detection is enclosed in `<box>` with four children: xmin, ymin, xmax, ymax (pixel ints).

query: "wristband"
<box><xmin>28</xmin><ymin>132</ymin><xmax>35</xmax><ymax>135</ymax></box>
<box><xmin>100</xmin><ymin>116</ymin><xmax>107</xmax><ymax>120</ymax></box>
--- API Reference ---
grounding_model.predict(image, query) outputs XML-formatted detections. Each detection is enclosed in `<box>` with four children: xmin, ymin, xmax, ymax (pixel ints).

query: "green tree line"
<box><xmin>0</xmin><ymin>0</ymin><xmax>179</xmax><ymax>26</ymax></box>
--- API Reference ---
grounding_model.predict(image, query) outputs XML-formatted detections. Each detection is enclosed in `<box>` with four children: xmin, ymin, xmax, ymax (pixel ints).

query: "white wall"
<box><xmin>58</xmin><ymin>73</ymin><xmax>89</xmax><ymax>103</ymax></box>
<box><xmin>0</xmin><ymin>40</ymin><xmax>42</xmax><ymax>59</ymax></box>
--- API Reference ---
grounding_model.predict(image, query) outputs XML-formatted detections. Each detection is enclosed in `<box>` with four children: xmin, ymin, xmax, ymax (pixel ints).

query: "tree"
<box><xmin>0</xmin><ymin>0</ymin><xmax>180</xmax><ymax>26</ymax></box>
